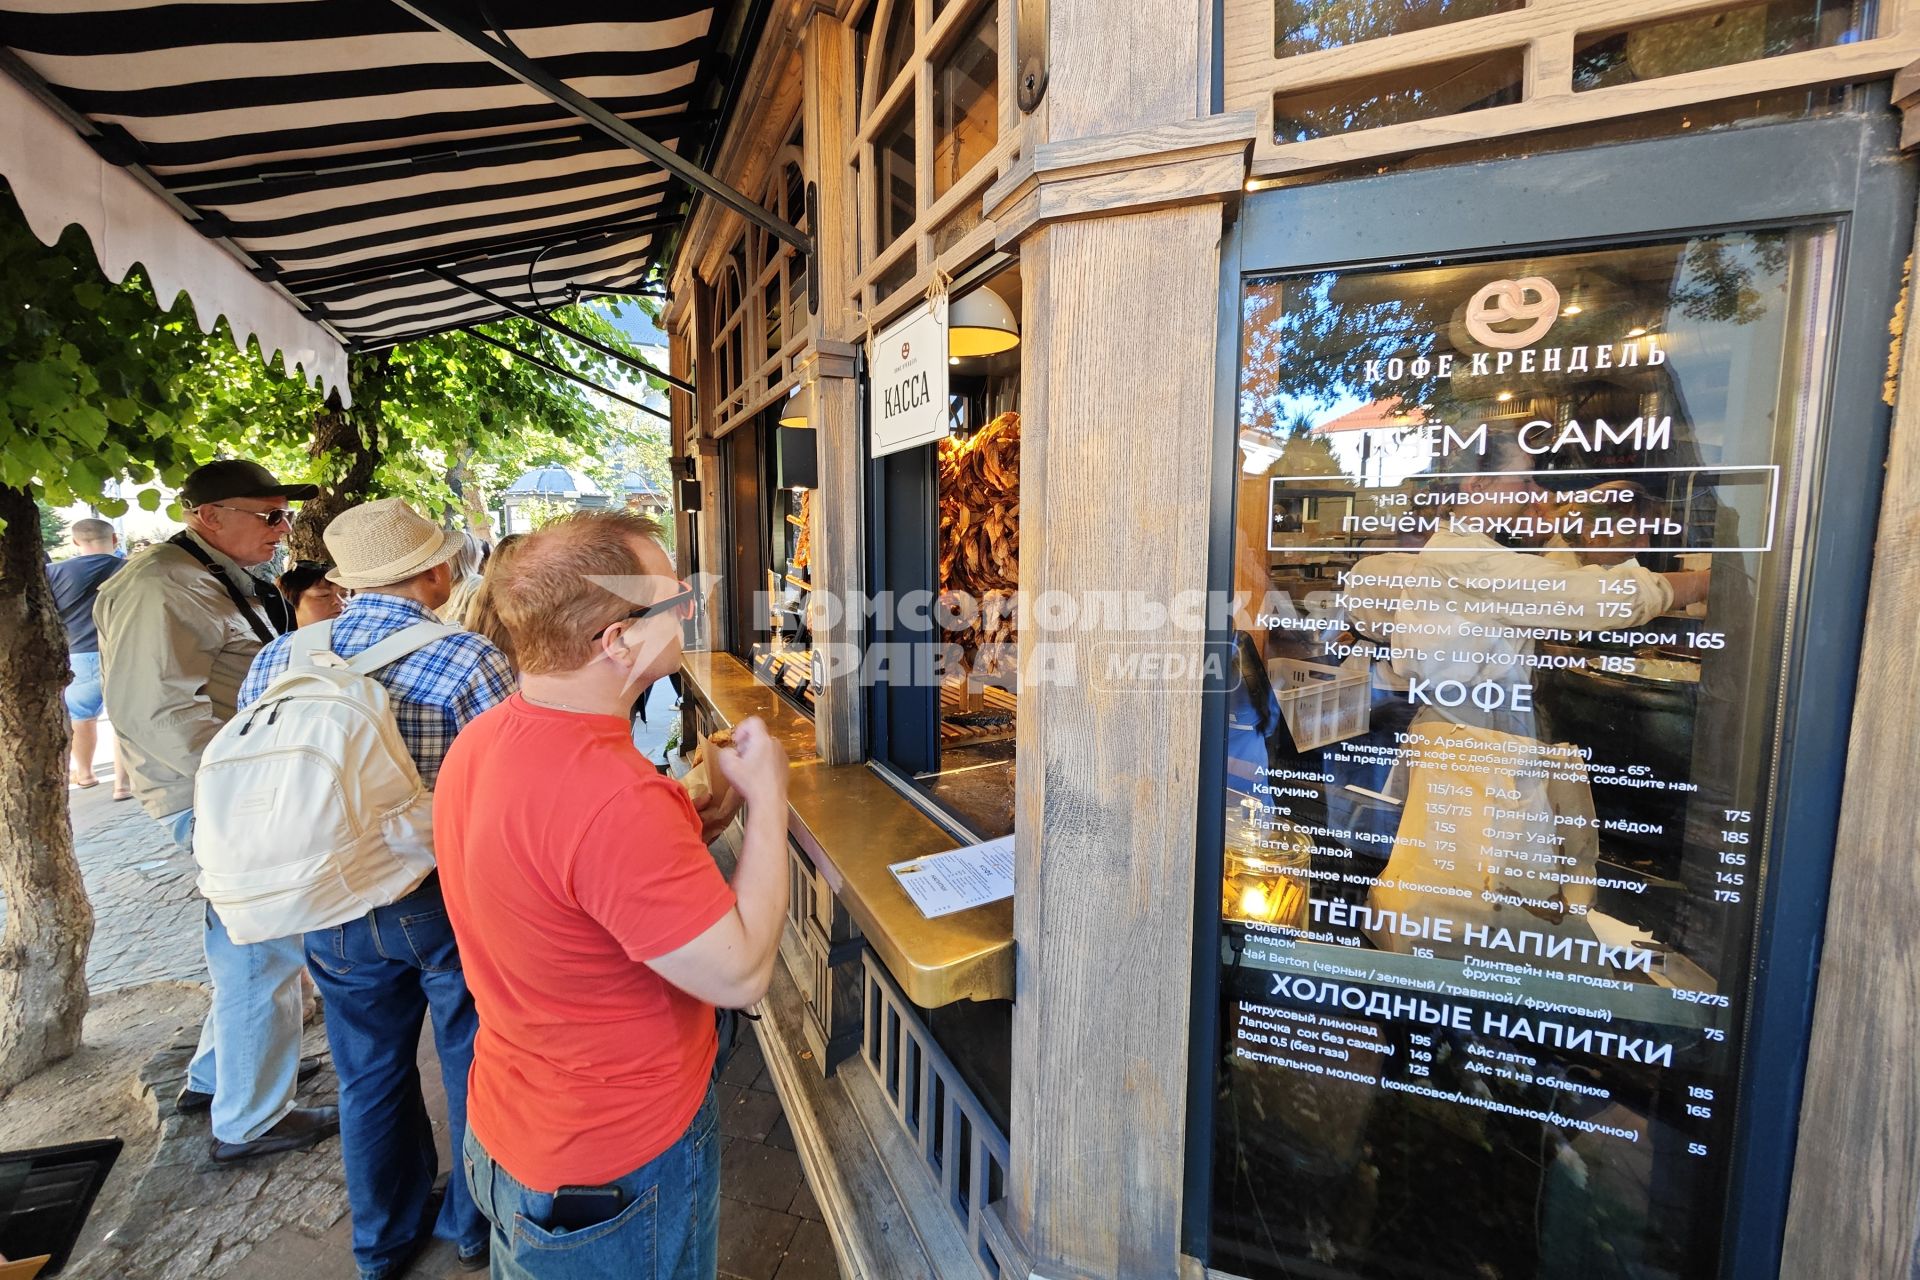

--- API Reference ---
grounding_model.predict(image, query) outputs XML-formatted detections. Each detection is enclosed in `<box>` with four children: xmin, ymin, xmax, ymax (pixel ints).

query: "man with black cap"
<box><xmin>95</xmin><ymin>459</ymin><xmax>340</xmax><ymax>1162</ymax></box>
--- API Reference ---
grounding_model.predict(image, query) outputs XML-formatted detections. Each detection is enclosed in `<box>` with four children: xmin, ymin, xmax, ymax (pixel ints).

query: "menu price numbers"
<box><xmin>1408</xmin><ymin>1032</ymin><xmax>1434</xmax><ymax>1079</ymax></box>
<box><xmin>1710</xmin><ymin>809</ymin><xmax>1754</xmax><ymax>906</ymax></box>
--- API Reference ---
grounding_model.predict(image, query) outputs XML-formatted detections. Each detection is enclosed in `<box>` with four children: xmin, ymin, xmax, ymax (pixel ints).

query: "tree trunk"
<box><xmin>0</xmin><ymin>487</ymin><xmax>93</xmax><ymax>1093</ymax></box>
<box><xmin>288</xmin><ymin>400</ymin><xmax>383</xmax><ymax>562</ymax></box>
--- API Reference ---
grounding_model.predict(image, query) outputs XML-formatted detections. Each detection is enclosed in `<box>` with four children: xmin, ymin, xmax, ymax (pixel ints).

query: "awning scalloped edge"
<box><xmin>0</xmin><ymin>71</ymin><xmax>351</xmax><ymax>406</ymax></box>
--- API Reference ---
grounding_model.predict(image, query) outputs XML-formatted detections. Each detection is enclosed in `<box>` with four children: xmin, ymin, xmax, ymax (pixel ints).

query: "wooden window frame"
<box><xmin>851</xmin><ymin>0</ymin><xmax>1025</xmax><ymax>326</ymax></box>
<box><xmin>1222</xmin><ymin>0</ymin><xmax>1920</xmax><ymax>178</ymax></box>
<box><xmin>703</xmin><ymin>116</ymin><xmax>816</xmax><ymax>439</ymax></box>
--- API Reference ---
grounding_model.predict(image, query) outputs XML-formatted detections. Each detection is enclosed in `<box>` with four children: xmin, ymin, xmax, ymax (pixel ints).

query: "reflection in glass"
<box><xmin>1575</xmin><ymin>0</ymin><xmax>1874</xmax><ymax>90</ymax></box>
<box><xmin>876</xmin><ymin>108</ymin><xmax>917</xmax><ymax>254</ymax></box>
<box><xmin>877</xmin><ymin>0</ymin><xmax>917</xmax><ymax>96</ymax></box>
<box><xmin>1274</xmin><ymin>49</ymin><xmax>1524</xmax><ymax>142</ymax></box>
<box><xmin>934</xmin><ymin>200</ymin><xmax>984</xmax><ymax>257</ymax></box>
<box><xmin>875</xmin><ymin>250</ymin><xmax>918</xmax><ymax>301</ymax></box>
<box><xmin>1211</xmin><ymin>229</ymin><xmax>1834</xmax><ymax>1279</ymax></box>
<box><xmin>1276</xmin><ymin>0</ymin><xmax>1524</xmax><ymax>56</ymax></box>
<box><xmin>933</xmin><ymin>10</ymin><xmax>999</xmax><ymax>200</ymax></box>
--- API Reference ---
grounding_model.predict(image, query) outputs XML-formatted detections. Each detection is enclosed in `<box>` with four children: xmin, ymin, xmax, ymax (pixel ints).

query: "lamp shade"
<box><xmin>778</xmin><ymin>384</ymin><xmax>809</xmax><ymax>427</ymax></box>
<box><xmin>949</xmin><ymin>285</ymin><xmax>1019</xmax><ymax>357</ymax></box>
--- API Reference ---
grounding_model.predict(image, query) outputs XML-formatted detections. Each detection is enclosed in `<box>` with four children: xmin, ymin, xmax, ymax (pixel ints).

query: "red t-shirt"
<box><xmin>435</xmin><ymin>694</ymin><xmax>736</xmax><ymax>1191</ymax></box>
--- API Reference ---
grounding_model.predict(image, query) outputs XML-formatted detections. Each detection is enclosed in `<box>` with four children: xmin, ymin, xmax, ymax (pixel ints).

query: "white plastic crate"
<box><xmin>1268</xmin><ymin>656</ymin><xmax>1370</xmax><ymax>752</ymax></box>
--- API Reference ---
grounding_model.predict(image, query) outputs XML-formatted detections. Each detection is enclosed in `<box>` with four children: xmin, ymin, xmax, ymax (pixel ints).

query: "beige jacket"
<box><xmin>94</xmin><ymin>533</ymin><xmax>277</xmax><ymax>818</ymax></box>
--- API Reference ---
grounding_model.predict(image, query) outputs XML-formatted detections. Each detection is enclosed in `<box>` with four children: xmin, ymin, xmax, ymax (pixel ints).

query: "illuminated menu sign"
<box><xmin>1209</xmin><ymin>229</ymin><xmax>1833</xmax><ymax>1279</ymax></box>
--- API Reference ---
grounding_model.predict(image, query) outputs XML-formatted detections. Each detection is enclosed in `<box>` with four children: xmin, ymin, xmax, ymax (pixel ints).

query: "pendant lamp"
<box><xmin>778</xmin><ymin>382</ymin><xmax>810</xmax><ymax>428</ymax></box>
<box><xmin>948</xmin><ymin>285</ymin><xmax>1019</xmax><ymax>357</ymax></box>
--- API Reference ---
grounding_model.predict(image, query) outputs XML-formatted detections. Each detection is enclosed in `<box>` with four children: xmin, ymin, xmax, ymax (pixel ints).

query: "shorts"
<box><xmin>65</xmin><ymin>651</ymin><xmax>104</xmax><ymax>722</ymax></box>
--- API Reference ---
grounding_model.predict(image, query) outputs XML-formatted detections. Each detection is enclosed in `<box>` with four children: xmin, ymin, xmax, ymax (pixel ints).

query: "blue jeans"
<box><xmin>305</xmin><ymin>876</ymin><xmax>485</xmax><ymax>1279</ymax></box>
<box><xmin>463</xmin><ymin>1086</ymin><xmax>720</xmax><ymax>1280</ymax></box>
<box><xmin>170</xmin><ymin>809</ymin><xmax>307</xmax><ymax>1144</ymax></box>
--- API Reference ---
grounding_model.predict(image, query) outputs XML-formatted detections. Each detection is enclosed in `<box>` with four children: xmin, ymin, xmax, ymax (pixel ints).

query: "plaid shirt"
<box><xmin>239</xmin><ymin>592</ymin><xmax>514</xmax><ymax>789</ymax></box>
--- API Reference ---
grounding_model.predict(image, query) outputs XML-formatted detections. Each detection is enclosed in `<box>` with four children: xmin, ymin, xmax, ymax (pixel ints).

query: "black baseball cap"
<box><xmin>180</xmin><ymin>460</ymin><xmax>319</xmax><ymax>505</ymax></box>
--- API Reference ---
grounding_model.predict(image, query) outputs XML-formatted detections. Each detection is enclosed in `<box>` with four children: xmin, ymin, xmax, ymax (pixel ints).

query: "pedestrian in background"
<box><xmin>437</xmin><ymin>510</ymin><xmax>789</xmax><ymax>1280</ymax></box>
<box><xmin>437</xmin><ymin>529</ymin><xmax>487</xmax><ymax>625</ymax></box>
<box><xmin>93</xmin><ymin>459</ymin><xmax>338</xmax><ymax>1162</ymax></box>
<box><xmin>277</xmin><ymin>559</ymin><xmax>347</xmax><ymax>628</ymax></box>
<box><xmin>242</xmin><ymin>498</ymin><xmax>513</xmax><ymax>1280</ymax></box>
<box><xmin>50</xmin><ymin>517</ymin><xmax>130</xmax><ymax>798</ymax></box>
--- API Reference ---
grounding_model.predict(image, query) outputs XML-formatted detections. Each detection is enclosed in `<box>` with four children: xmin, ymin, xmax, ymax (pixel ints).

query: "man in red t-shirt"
<box><xmin>435</xmin><ymin>511</ymin><xmax>790</xmax><ymax>1279</ymax></box>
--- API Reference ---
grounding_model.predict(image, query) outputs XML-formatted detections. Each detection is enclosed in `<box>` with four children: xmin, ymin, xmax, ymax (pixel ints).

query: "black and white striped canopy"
<box><xmin>0</xmin><ymin>0</ymin><xmax>758</xmax><ymax>373</ymax></box>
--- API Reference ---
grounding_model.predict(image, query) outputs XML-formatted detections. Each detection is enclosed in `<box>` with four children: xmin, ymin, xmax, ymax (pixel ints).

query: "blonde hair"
<box><xmin>492</xmin><ymin>511</ymin><xmax>668</xmax><ymax>676</ymax></box>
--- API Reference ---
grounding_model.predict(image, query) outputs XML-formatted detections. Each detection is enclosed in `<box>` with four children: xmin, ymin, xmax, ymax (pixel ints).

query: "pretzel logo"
<box><xmin>1465</xmin><ymin>276</ymin><xmax>1561</xmax><ymax>350</ymax></box>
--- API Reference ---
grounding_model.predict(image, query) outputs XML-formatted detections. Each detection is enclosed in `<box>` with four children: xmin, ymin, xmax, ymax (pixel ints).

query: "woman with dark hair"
<box><xmin>278</xmin><ymin>560</ymin><xmax>346</xmax><ymax>629</ymax></box>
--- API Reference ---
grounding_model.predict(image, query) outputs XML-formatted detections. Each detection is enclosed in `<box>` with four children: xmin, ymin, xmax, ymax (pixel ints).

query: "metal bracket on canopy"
<box><xmin>391</xmin><ymin>0</ymin><xmax>812</xmax><ymax>260</ymax></box>
<box><xmin>425</xmin><ymin>265</ymin><xmax>694</xmax><ymax>398</ymax></box>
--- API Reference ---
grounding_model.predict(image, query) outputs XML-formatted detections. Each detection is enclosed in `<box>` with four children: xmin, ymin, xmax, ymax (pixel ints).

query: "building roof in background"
<box><xmin>504</xmin><ymin>465</ymin><xmax>605</xmax><ymax>497</ymax></box>
<box><xmin>620</xmin><ymin>469</ymin><xmax>666</xmax><ymax>496</ymax></box>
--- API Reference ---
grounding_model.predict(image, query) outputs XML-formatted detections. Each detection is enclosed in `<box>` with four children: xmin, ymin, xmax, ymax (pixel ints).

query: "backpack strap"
<box><xmin>344</xmin><ymin>621</ymin><xmax>459</xmax><ymax>676</ymax></box>
<box><xmin>289</xmin><ymin>619</ymin><xmax>338</xmax><ymax>667</ymax></box>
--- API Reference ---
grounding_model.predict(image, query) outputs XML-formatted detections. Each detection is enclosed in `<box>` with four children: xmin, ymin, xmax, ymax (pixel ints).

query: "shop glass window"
<box><xmin>932</xmin><ymin>11</ymin><xmax>999</xmax><ymax>200</ymax></box>
<box><xmin>1209</xmin><ymin>227</ymin><xmax>1839</xmax><ymax>1278</ymax></box>
<box><xmin>877</xmin><ymin>0</ymin><xmax>916</xmax><ymax>94</ymax></box>
<box><xmin>1574</xmin><ymin>0</ymin><xmax>1875</xmax><ymax>90</ymax></box>
<box><xmin>877</xmin><ymin>108</ymin><xmax>917</xmax><ymax>253</ymax></box>
<box><xmin>750</xmin><ymin>422</ymin><xmax>818</xmax><ymax>709</ymax></box>
<box><xmin>867</xmin><ymin>263</ymin><xmax>1024</xmax><ymax>840</ymax></box>
<box><xmin>857</xmin><ymin>0</ymin><xmax>1004</xmax><ymax>308</ymax></box>
<box><xmin>1275</xmin><ymin>0</ymin><xmax>1525</xmax><ymax>56</ymax></box>
<box><xmin>1273</xmin><ymin>48</ymin><xmax>1525</xmax><ymax>142</ymax></box>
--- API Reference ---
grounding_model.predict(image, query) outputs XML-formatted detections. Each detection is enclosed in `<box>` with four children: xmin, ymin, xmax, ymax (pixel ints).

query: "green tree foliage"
<box><xmin>36</xmin><ymin>506</ymin><xmax>66</xmax><ymax>555</ymax></box>
<box><xmin>0</xmin><ymin>212</ymin><xmax>320</xmax><ymax>521</ymax></box>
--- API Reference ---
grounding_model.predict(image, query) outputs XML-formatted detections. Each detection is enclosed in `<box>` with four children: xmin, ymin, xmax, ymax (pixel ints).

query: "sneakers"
<box><xmin>176</xmin><ymin>1054</ymin><xmax>326</xmax><ymax>1114</ymax></box>
<box><xmin>208</xmin><ymin>1106</ymin><xmax>341</xmax><ymax>1163</ymax></box>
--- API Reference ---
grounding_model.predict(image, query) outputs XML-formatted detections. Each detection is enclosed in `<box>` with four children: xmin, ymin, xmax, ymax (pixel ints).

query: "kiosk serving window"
<box><xmin>1208</xmin><ymin>227</ymin><xmax>1839</xmax><ymax>1277</ymax></box>
<box><xmin>867</xmin><ymin>263</ymin><xmax>1023</xmax><ymax>839</ymax></box>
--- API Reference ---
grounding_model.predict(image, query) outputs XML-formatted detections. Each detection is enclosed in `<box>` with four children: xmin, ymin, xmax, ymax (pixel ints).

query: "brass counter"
<box><xmin>679</xmin><ymin>650</ymin><xmax>1015</xmax><ymax>1007</ymax></box>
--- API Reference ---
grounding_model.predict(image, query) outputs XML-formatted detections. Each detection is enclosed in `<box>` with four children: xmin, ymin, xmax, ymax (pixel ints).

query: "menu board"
<box><xmin>1209</xmin><ymin>229</ymin><xmax>1833</xmax><ymax>1278</ymax></box>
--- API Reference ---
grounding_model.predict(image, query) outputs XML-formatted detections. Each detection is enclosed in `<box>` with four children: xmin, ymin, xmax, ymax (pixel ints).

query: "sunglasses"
<box><xmin>610</xmin><ymin>580</ymin><xmax>698</xmax><ymax>630</ymax></box>
<box><xmin>201</xmin><ymin>502</ymin><xmax>294</xmax><ymax>528</ymax></box>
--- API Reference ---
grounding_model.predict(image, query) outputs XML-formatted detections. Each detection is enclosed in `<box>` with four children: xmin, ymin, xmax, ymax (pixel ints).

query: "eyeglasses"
<box><xmin>612</xmin><ymin>580</ymin><xmax>697</xmax><ymax>628</ymax></box>
<box><xmin>199</xmin><ymin>503</ymin><xmax>293</xmax><ymax>528</ymax></box>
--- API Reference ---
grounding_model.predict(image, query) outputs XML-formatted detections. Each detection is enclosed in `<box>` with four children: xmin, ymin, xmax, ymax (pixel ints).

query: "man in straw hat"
<box><xmin>96</xmin><ymin>458</ymin><xmax>337</xmax><ymax>1162</ymax></box>
<box><xmin>239</xmin><ymin>497</ymin><xmax>512</xmax><ymax>1279</ymax></box>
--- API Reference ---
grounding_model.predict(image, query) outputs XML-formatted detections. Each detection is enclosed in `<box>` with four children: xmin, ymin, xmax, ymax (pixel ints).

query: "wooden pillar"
<box><xmin>803</xmin><ymin>10</ymin><xmax>866</xmax><ymax>765</ymax></box>
<box><xmin>1778</xmin><ymin>61</ymin><xmax>1920</xmax><ymax>1280</ymax></box>
<box><xmin>994</xmin><ymin>3</ymin><xmax>1252</xmax><ymax>1276</ymax></box>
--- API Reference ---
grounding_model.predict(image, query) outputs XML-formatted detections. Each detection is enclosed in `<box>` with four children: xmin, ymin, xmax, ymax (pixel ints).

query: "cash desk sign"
<box><xmin>870</xmin><ymin>301</ymin><xmax>951</xmax><ymax>459</ymax></box>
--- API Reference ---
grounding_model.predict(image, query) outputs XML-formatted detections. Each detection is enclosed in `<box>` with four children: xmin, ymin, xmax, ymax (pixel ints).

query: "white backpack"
<box><xmin>193</xmin><ymin>619</ymin><xmax>455</xmax><ymax>944</ymax></box>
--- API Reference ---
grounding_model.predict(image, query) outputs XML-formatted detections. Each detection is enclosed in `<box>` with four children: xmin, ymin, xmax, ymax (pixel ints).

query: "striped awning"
<box><xmin>0</xmin><ymin>0</ymin><xmax>760</xmax><ymax>400</ymax></box>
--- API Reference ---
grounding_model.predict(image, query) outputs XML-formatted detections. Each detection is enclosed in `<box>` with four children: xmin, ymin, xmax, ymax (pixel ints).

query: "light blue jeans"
<box><xmin>167</xmin><ymin>809</ymin><xmax>308</xmax><ymax>1144</ymax></box>
<box><xmin>463</xmin><ymin>1086</ymin><xmax>720</xmax><ymax>1280</ymax></box>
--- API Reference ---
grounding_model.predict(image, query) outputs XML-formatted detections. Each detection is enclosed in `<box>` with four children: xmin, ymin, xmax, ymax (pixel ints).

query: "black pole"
<box><xmin>425</xmin><ymin>265</ymin><xmax>694</xmax><ymax>396</ymax></box>
<box><xmin>390</xmin><ymin>0</ymin><xmax>811</xmax><ymax>257</ymax></box>
<box><xmin>464</xmin><ymin>328</ymin><xmax>670</xmax><ymax>423</ymax></box>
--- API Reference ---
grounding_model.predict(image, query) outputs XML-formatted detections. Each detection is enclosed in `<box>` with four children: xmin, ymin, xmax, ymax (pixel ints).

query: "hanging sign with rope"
<box><xmin>868</xmin><ymin>277</ymin><xmax>952</xmax><ymax>459</ymax></box>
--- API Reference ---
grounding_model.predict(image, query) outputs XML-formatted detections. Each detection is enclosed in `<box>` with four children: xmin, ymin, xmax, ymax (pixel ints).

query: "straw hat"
<box><xmin>322</xmin><ymin>498</ymin><xmax>466</xmax><ymax>589</ymax></box>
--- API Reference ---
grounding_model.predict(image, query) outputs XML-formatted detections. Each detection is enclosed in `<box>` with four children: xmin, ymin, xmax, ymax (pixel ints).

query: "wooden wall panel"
<box><xmin>1010</xmin><ymin>203</ymin><xmax>1223</xmax><ymax>1280</ymax></box>
<box><xmin>1779</xmin><ymin>200</ymin><xmax>1920</xmax><ymax>1280</ymax></box>
<box><xmin>804</xmin><ymin>13</ymin><xmax>868</xmax><ymax>765</ymax></box>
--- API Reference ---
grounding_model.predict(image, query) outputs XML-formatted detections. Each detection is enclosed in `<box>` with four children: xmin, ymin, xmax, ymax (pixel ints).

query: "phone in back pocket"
<box><xmin>549</xmin><ymin>1184</ymin><xmax>625</xmax><ymax>1232</ymax></box>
